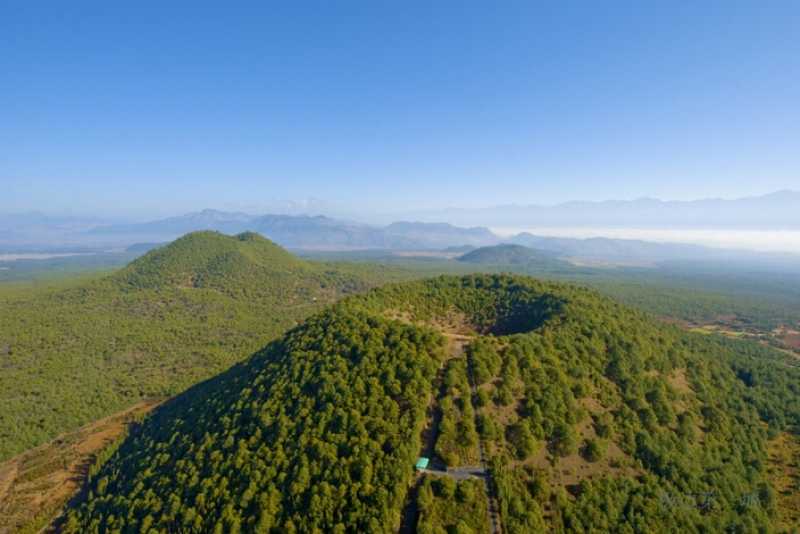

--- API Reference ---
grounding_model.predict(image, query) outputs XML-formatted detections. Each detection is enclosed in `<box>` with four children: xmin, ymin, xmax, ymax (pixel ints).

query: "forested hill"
<box><xmin>112</xmin><ymin>231</ymin><xmax>308</xmax><ymax>292</ymax></box>
<box><xmin>458</xmin><ymin>243</ymin><xmax>569</xmax><ymax>270</ymax></box>
<box><xmin>62</xmin><ymin>274</ymin><xmax>800</xmax><ymax>532</ymax></box>
<box><xmin>0</xmin><ymin>231</ymin><xmax>409</xmax><ymax>461</ymax></box>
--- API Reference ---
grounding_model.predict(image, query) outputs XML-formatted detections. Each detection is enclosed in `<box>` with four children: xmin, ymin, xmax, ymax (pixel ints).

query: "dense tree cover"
<box><xmin>450</xmin><ymin>279</ymin><xmax>800</xmax><ymax>532</ymax></box>
<box><xmin>8</xmin><ymin>242</ymin><xmax>800</xmax><ymax>336</ymax></box>
<box><xmin>0</xmin><ymin>252</ymin><xmax>140</xmax><ymax>284</ymax></box>
<box><xmin>323</xmin><ymin>249</ymin><xmax>800</xmax><ymax>334</ymax></box>
<box><xmin>63</xmin><ymin>310</ymin><xmax>444</xmax><ymax>533</ymax></box>
<box><xmin>0</xmin><ymin>231</ymin><xmax>416</xmax><ymax>461</ymax></box>
<box><xmin>417</xmin><ymin>477</ymin><xmax>489</xmax><ymax>534</ymax></box>
<box><xmin>489</xmin><ymin>460</ymin><xmax>547</xmax><ymax>533</ymax></box>
<box><xmin>588</xmin><ymin>278</ymin><xmax>800</xmax><ymax>332</ymax></box>
<box><xmin>6</xmin><ymin>248</ymin><xmax>789</xmax><ymax>463</ymax></box>
<box><xmin>113</xmin><ymin>231</ymin><xmax>307</xmax><ymax>293</ymax></box>
<box><xmin>435</xmin><ymin>358</ymin><xmax>480</xmax><ymax>467</ymax></box>
<box><xmin>49</xmin><ymin>274</ymin><xmax>800</xmax><ymax>531</ymax></box>
<box><xmin>341</xmin><ymin>274</ymin><xmax>566</xmax><ymax>336</ymax></box>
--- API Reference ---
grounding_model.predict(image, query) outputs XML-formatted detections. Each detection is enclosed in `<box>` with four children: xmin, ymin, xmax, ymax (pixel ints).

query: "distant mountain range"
<box><xmin>83</xmin><ymin>208</ymin><xmax>798</xmax><ymax>266</ymax></box>
<box><xmin>0</xmin><ymin>212</ymin><xmax>108</xmax><ymax>251</ymax></box>
<box><xmin>89</xmin><ymin>210</ymin><xmax>501</xmax><ymax>251</ymax></box>
<box><xmin>2</xmin><ymin>191</ymin><xmax>799</xmax><ymax>265</ymax></box>
<box><xmin>403</xmin><ymin>190</ymin><xmax>800</xmax><ymax>229</ymax></box>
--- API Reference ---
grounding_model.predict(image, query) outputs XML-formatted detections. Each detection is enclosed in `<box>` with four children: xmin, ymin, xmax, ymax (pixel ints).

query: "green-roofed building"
<box><xmin>415</xmin><ymin>457</ymin><xmax>429</xmax><ymax>471</ymax></box>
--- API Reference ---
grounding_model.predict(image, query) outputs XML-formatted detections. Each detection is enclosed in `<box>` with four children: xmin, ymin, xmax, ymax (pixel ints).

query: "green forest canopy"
<box><xmin>62</xmin><ymin>274</ymin><xmax>800</xmax><ymax>533</ymax></box>
<box><xmin>0</xmin><ymin>231</ymin><xmax>414</xmax><ymax>461</ymax></box>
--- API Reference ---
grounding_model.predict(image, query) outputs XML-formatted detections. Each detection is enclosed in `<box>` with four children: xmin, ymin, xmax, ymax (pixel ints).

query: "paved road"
<box><xmin>417</xmin><ymin>466</ymin><xmax>486</xmax><ymax>481</ymax></box>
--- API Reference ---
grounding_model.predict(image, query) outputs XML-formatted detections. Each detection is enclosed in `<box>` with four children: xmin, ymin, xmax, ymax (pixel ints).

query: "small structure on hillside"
<box><xmin>415</xmin><ymin>457</ymin><xmax>430</xmax><ymax>471</ymax></box>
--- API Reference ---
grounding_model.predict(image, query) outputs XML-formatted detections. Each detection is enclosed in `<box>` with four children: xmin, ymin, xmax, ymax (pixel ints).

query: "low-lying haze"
<box><xmin>492</xmin><ymin>227</ymin><xmax>800</xmax><ymax>254</ymax></box>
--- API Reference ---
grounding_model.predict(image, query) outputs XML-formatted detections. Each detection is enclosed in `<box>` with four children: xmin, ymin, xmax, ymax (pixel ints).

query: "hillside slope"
<box><xmin>62</xmin><ymin>275</ymin><xmax>800</xmax><ymax>532</ymax></box>
<box><xmin>0</xmin><ymin>231</ymin><xmax>408</xmax><ymax>462</ymax></box>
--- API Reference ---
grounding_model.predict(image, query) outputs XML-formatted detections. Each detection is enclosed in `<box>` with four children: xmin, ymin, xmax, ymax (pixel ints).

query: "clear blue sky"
<box><xmin>3</xmin><ymin>1</ymin><xmax>799</xmax><ymax>218</ymax></box>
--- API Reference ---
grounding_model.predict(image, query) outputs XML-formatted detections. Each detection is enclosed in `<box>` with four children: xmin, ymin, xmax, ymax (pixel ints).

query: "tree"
<box><xmin>551</xmin><ymin>422</ymin><xmax>578</xmax><ymax>457</ymax></box>
<box><xmin>582</xmin><ymin>438</ymin><xmax>607</xmax><ymax>462</ymax></box>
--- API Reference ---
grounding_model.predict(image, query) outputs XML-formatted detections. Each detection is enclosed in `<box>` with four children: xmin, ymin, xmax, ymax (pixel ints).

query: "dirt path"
<box><xmin>0</xmin><ymin>399</ymin><xmax>162</xmax><ymax>534</ymax></box>
<box><xmin>0</xmin><ymin>462</ymin><xmax>18</xmax><ymax>505</ymax></box>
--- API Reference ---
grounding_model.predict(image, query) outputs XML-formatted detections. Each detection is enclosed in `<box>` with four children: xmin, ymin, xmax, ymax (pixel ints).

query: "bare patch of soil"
<box><xmin>766</xmin><ymin>431</ymin><xmax>800</xmax><ymax>531</ymax></box>
<box><xmin>667</xmin><ymin>368</ymin><xmax>692</xmax><ymax>395</ymax></box>
<box><xmin>578</xmin><ymin>397</ymin><xmax>604</xmax><ymax>414</ymax></box>
<box><xmin>0</xmin><ymin>399</ymin><xmax>162</xmax><ymax>534</ymax></box>
<box><xmin>780</xmin><ymin>330</ymin><xmax>800</xmax><ymax>351</ymax></box>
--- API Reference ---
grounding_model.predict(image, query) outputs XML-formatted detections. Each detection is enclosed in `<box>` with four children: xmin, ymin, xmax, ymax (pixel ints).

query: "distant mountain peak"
<box><xmin>87</xmin><ymin>212</ymin><xmax>500</xmax><ymax>250</ymax></box>
<box><xmin>458</xmin><ymin>243</ymin><xmax>565</xmax><ymax>268</ymax></box>
<box><xmin>404</xmin><ymin>190</ymin><xmax>800</xmax><ymax>230</ymax></box>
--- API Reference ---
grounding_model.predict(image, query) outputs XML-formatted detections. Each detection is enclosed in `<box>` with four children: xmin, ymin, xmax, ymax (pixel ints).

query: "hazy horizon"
<box><xmin>3</xmin><ymin>188</ymin><xmax>798</xmax><ymax>221</ymax></box>
<box><xmin>3</xmin><ymin>189</ymin><xmax>800</xmax><ymax>255</ymax></box>
<box><xmin>491</xmin><ymin>226</ymin><xmax>800</xmax><ymax>254</ymax></box>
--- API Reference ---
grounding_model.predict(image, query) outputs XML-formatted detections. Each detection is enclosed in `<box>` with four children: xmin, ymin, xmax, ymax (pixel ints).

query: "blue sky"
<box><xmin>2</xmin><ymin>1</ymin><xmax>799</xmax><ymax>218</ymax></box>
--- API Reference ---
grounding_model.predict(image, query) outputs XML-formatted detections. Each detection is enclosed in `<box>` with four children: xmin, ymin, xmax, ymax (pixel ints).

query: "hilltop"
<box><xmin>458</xmin><ymin>243</ymin><xmax>568</xmax><ymax>270</ymax></box>
<box><xmin>112</xmin><ymin>231</ymin><xmax>307</xmax><ymax>293</ymax></box>
<box><xmin>0</xmin><ymin>231</ymin><xmax>412</xmax><ymax>464</ymax></box>
<box><xmin>62</xmin><ymin>274</ymin><xmax>800</xmax><ymax>532</ymax></box>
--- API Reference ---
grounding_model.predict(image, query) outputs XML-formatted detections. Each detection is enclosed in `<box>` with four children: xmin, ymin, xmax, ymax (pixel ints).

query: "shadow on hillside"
<box><xmin>486</xmin><ymin>293</ymin><xmax>565</xmax><ymax>336</ymax></box>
